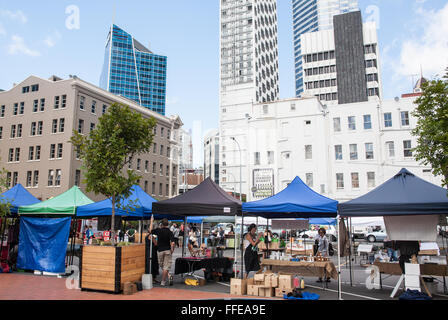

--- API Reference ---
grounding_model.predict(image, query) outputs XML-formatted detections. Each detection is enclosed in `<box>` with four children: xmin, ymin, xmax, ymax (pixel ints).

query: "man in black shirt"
<box><xmin>151</xmin><ymin>218</ymin><xmax>175</xmax><ymax>286</ymax></box>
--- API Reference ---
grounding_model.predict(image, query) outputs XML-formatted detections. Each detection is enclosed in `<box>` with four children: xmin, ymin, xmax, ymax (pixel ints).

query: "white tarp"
<box><xmin>384</xmin><ymin>215</ymin><xmax>439</xmax><ymax>242</ymax></box>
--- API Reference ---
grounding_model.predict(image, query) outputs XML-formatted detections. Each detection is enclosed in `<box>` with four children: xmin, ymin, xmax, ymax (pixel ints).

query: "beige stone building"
<box><xmin>0</xmin><ymin>75</ymin><xmax>182</xmax><ymax>202</ymax></box>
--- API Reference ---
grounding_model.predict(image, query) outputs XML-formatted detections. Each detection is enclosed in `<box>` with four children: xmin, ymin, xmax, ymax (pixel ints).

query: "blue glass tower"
<box><xmin>293</xmin><ymin>0</ymin><xmax>358</xmax><ymax>97</ymax></box>
<box><xmin>100</xmin><ymin>24</ymin><xmax>167</xmax><ymax>115</ymax></box>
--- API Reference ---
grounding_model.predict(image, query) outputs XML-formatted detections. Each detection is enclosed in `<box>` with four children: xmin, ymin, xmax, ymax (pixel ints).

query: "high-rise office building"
<box><xmin>100</xmin><ymin>24</ymin><xmax>167</xmax><ymax>115</ymax></box>
<box><xmin>293</xmin><ymin>0</ymin><xmax>359</xmax><ymax>97</ymax></box>
<box><xmin>219</xmin><ymin>0</ymin><xmax>279</xmax><ymax>197</ymax></box>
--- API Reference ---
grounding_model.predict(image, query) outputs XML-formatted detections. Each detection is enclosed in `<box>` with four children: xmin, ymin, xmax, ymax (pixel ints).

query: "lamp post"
<box><xmin>230</xmin><ymin>137</ymin><xmax>242</xmax><ymax>201</ymax></box>
<box><xmin>231</xmin><ymin>136</ymin><xmax>243</xmax><ymax>279</ymax></box>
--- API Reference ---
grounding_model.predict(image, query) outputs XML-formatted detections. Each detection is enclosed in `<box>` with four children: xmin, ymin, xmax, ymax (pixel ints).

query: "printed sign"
<box><xmin>252</xmin><ymin>168</ymin><xmax>274</xmax><ymax>199</ymax></box>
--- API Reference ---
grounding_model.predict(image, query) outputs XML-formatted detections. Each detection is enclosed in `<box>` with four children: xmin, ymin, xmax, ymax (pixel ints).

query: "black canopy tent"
<box><xmin>152</xmin><ymin>177</ymin><xmax>242</xmax><ymax>275</ymax></box>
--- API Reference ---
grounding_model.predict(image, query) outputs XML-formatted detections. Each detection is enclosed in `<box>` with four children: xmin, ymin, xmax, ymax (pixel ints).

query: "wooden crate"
<box><xmin>80</xmin><ymin>244</ymin><xmax>145</xmax><ymax>293</ymax></box>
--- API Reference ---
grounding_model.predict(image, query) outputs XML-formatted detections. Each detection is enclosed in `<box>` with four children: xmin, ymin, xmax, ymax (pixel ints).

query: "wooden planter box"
<box><xmin>79</xmin><ymin>244</ymin><xmax>145</xmax><ymax>293</ymax></box>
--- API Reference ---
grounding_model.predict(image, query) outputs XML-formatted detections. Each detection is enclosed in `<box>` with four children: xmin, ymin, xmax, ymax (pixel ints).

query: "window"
<box><xmin>35</xmin><ymin>146</ymin><xmax>41</xmax><ymax>160</ymax></box>
<box><xmin>161</xmin><ymin>127</ymin><xmax>164</xmax><ymax>138</ymax></box>
<box><xmin>33</xmin><ymin>171</ymin><xmax>39</xmax><ymax>187</ymax></box>
<box><xmin>349</xmin><ymin>144</ymin><xmax>358</xmax><ymax>160</ymax></box>
<box><xmin>333</xmin><ymin>118</ymin><xmax>341</xmax><ymax>132</ymax></box>
<box><xmin>365</xmin><ymin>143</ymin><xmax>374</xmax><ymax>159</ymax></box>
<box><xmin>305</xmin><ymin>145</ymin><xmax>312</xmax><ymax>160</ymax></box>
<box><xmin>351</xmin><ymin>173</ymin><xmax>359</xmax><ymax>189</ymax></box>
<box><xmin>137</xmin><ymin>158</ymin><xmax>141</xmax><ymax>171</ymax></box>
<box><xmin>6</xmin><ymin>172</ymin><xmax>11</xmax><ymax>188</ymax></box>
<box><xmin>10</xmin><ymin>125</ymin><xmax>16</xmax><ymax>138</ymax></box>
<box><xmin>144</xmin><ymin>181</ymin><xmax>148</xmax><ymax>193</ymax></box>
<box><xmin>59</xmin><ymin>118</ymin><xmax>65</xmax><ymax>132</ymax></box>
<box><xmin>75</xmin><ymin>170</ymin><xmax>81</xmax><ymax>186</ymax></box>
<box><xmin>166</xmin><ymin>184</ymin><xmax>169</xmax><ymax>196</ymax></box>
<box><xmin>152</xmin><ymin>182</ymin><xmax>156</xmax><ymax>195</ymax></box>
<box><xmin>80</xmin><ymin>96</ymin><xmax>85</xmax><ymax>110</ymax></box>
<box><xmin>267</xmin><ymin>151</ymin><xmax>274</xmax><ymax>164</ymax></box>
<box><xmin>61</xmin><ymin>95</ymin><xmax>67</xmax><ymax>108</ymax></box>
<box><xmin>12</xmin><ymin>172</ymin><xmax>18</xmax><ymax>187</ymax></box>
<box><xmin>78</xmin><ymin>119</ymin><xmax>84</xmax><ymax>134</ymax></box>
<box><xmin>254</xmin><ymin>152</ymin><xmax>260</xmax><ymax>165</ymax></box>
<box><xmin>145</xmin><ymin>160</ymin><xmax>149</xmax><ymax>173</ymax></box>
<box><xmin>401</xmin><ymin>111</ymin><xmax>409</xmax><ymax>126</ymax></box>
<box><xmin>55</xmin><ymin>169</ymin><xmax>62</xmax><ymax>186</ymax></box>
<box><xmin>363</xmin><ymin>115</ymin><xmax>372</xmax><ymax>130</ymax></box>
<box><xmin>128</xmin><ymin>156</ymin><xmax>133</xmax><ymax>169</ymax></box>
<box><xmin>160</xmin><ymin>164</ymin><xmax>163</xmax><ymax>176</ymax></box>
<box><xmin>160</xmin><ymin>145</ymin><xmax>164</xmax><ymax>156</ymax></box>
<box><xmin>14</xmin><ymin>148</ymin><xmax>20</xmax><ymax>162</ymax></box>
<box><xmin>102</xmin><ymin>105</ymin><xmax>107</xmax><ymax>115</ymax></box>
<box><xmin>0</xmin><ymin>105</ymin><xmax>5</xmax><ymax>117</ymax></box>
<box><xmin>37</xmin><ymin>121</ymin><xmax>43</xmax><ymax>135</ymax></box>
<box><xmin>153</xmin><ymin>143</ymin><xmax>157</xmax><ymax>154</ymax></box>
<box><xmin>159</xmin><ymin>183</ymin><xmax>163</xmax><ymax>196</ymax></box>
<box><xmin>31</xmin><ymin>84</ymin><xmax>39</xmax><ymax>92</ymax></box>
<box><xmin>33</xmin><ymin>100</ymin><xmax>38</xmax><ymax>112</ymax></box>
<box><xmin>263</xmin><ymin>105</ymin><xmax>268</xmax><ymax>114</ymax></box>
<box><xmin>166</xmin><ymin>165</ymin><xmax>170</xmax><ymax>177</ymax></box>
<box><xmin>50</xmin><ymin>144</ymin><xmax>56</xmax><ymax>159</ymax></box>
<box><xmin>0</xmin><ymin>126</ymin><xmax>2</xmax><ymax>139</ymax></box>
<box><xmin>384</xmin><ymin>113</ymin><xmax>392</xmax><ymax>128</ymax></box>
<box><xmin>48</xmin><ymin>170</ymin><xmax>54</xmax><ymax>186</ymax></box>
<box><xmin>336</xmin><ymin>173</ymin><xmax>344</xmax><ymax>189</ymax></box>
<box><xmin>76</xmin><ymin>146</ymin><xmax>80</xmax><ymax>160</ymax></box>
<box><xmin>91</xmin><ymin>100</ymin><xmax>96</xmax><ymax>114</ymax></box>
<box><xmin>348</xmin><ymin>116</ymin><xmax>356</xmax><ymax>130</ymax></box>
<box><xmin>19</xmin><ymin>102</ymin><xmax>24</xmax><ymax>114</ymax></box>
<box><xmin>26</xmin><ymin>171</ymin><xmax>32</xmax><ymax>187</ymax></box>
<box><xmin>403</xmin><ymin>140</ymin><xmax>413</xmax><ymax>157</ymax></box>
<box><xmin>13</xmin><ymin>103</ymin><xmax>18</xmax><ymax>115</ymax></box>
<box><xmin>28</xmin><ymin>146</ymin><xmax>34</xmax><ymax>160</ymax></box>
<box><xmin>57</xmin><ymin>143</ymin><xmax>63</xmax><ymax>158</ymax></box>
<box><xmin>335</xmin><ymin>145</ymin><xmax>343</xmax><ymax>160</ymax></box>
<box><xmin>54</xmin><ymin>96</ymin><xmax>60</xmax><ymax>109</ymax></box>
<box><xmin>386</xmin><ymin>141</ymin><xmax>395</xmax><ymax>158</ymax></box>
<box><xmin>17</xmin><ymin>124</ymin><xmax>22</xmax><ymax>138</ymax></box>
<box><xmin>90</xmin><ymin>123</ymin><xmax>95</xmax><ymax>132</ymax></box>
<box><xmin>152</xmin><ymin>162</ymin><xmax>156</xmax><ymax>174</ymax></box>
<box><xmin>167</xmin><ymin>147</ymin><xmax>170</xmax><ymax>158</ymax></box>
<box><xmin>52</xmin><ymin>119</ymin><xmax>58</xmax><ymax>133</ymax></box>
<box><xmin>31</xmin><ymin>122</ymin><xmax>37</xmax><ymax>136</ymax></box>
<box><xmin>8</xmin><ymin>149</ymin><xmax>14</xmax><ymax>162</ymax></box>
<box><xmin>367</xmin><ymin>172</ymin><xmax>376</xmax><ymax>188</ymax></box>
<box><xmin>306</xmin><ymin>173</ymin><xmax>313</xmax><ymax>188</ymax></box>
<box><xmin>22</xmin><ymin>86</ymin><xmax>30</xmax><ymax>94</ymax></box>
<box><xmin>40</xmin><ymin>98</ymin><xmax>45</xmax><ymax>112</ymax></box>
<box><xmin>290</xmin><ymin>104</ymin><xmax>296</xmax><ymax>111</ymax></box>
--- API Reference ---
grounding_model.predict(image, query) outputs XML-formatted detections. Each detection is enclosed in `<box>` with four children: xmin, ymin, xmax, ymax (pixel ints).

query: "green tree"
<box><xmin>0</xmin><ymin>160</ymin><xmax>11</xmax><ymax>219</ymax></box>
<box><xmin>71</xmin><ymin>103</ymin><xmax>156</xmax><ymax>244</ymax></box>
<box><xmin>412</xmin><ymin>68</ymin><xmax>448</xmax><ymax>188</ymax></box>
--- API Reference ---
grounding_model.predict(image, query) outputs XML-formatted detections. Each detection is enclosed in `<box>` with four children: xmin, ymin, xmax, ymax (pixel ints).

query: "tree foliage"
<box><xmin>412</xmin><ymin>68</ymin><xmax>448</xmax><ymax>188</ymax></box>
<box><xmin>70</xmin><ymin>103</ymin><xmax>156</xmax><ymax>243</ymax></box>
<box><xmin>0</xmin><ymin>163</ymin><xmax>11</xmax><ymax>219</ymax></box>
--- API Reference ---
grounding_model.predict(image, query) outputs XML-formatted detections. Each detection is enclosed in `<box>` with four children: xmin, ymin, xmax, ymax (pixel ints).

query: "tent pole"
<box><xmin>182</xmin><ymin>216</ymin><xmax>186</xmax><ymax>258</ymax></box>
<box><xmin>348</xmin><ymin>217</ymin><xmax>353</xmax><ymax>286</ymax></box>
<box><xmin>200</xmin><ymin>222</ymin><xmax>203</xmax><ymax>246</ymax></box>
<box><xmin>241</xmin><ymin>212</ymin><xmax>244</xmax><ymax>280</ymax></box>
<box><xmin>234</xmin><ymin>214</ymin><xmax>237</xmax><ymax>277</ymax></box>
<box><xmin>139</xmin><ymin>219</ymin><xmax>143</xmax><ymax>244</ymax></box>
<box><xmin>337</xmin><ymin>215</ymin><xmax>342</xmax><ymax>300</ymax></box>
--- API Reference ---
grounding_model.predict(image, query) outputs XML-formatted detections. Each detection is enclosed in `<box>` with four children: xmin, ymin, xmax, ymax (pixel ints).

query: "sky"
<box><xmin>1</xmin><ymin>0</ymin><xmax>448</xmax><ymax>167</ymax></box>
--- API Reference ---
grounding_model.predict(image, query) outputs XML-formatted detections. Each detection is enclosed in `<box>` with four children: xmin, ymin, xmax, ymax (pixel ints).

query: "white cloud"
<box><xmin>8</xmin><ymin>35</ymin><xmax>40</xmax><ymax>57</ymax></box>
<box><xmin>395</xmin><ymin>3</ymin><xmax>448</xmax><ymax>78</ymax></box>
<box><xmin>0</xmin><ymin>23</ymin><xmax>6</xmax><ymax>36</ymax></box>
<box><xmin>0</xmin><ymin>9</ymin><xmax>27</xmax><ymax>24</ymax></box>
<box><xmin>44</xmin><ymin>30</ymin><xmax>62</xmax><ymax>48</ymax></box>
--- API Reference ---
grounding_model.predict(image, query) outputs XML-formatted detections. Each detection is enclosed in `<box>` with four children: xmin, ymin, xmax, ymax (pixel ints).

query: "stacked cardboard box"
<box><xmin>230</xmin><ymin>278</ymin><xmax>249</xmax><ymax>295</ymax></box>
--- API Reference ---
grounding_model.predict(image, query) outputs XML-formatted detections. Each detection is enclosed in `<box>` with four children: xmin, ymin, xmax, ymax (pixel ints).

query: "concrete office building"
<box><xmin>203</xmin><ymin>129</ymin><xmax>220</xmax><ymax>186</ymax></box>
<box><xmin>219</xmin><ymin>0</ymin><xmax>279</xmax><ymax>196</ymax></box>
<box><xmin>300</xmin><ymin>11</ymin><xmax>382</xmax><ymax>105</ymax></box>
<box><xmin>0</xmin><ymin>75</ymin><xmax>182</xmax><ymax>201</ymax></box>
<box><xmin>219</xmin><ymin>91</ymin><xmax>442</xmax><ymax>202</ymax></box>
<box><xmin>292</xmin><ymin>0</ymin><xmax>359</xmax><ymax>96</ymax></box>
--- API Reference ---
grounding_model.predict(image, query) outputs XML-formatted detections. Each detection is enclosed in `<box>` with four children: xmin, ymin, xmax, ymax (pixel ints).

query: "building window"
<box><xmin>254</xmin><ymin>152</ymin><xmax>260</xmax><ymax>165</ymax></box>
<box><xmin>33</xmin><ymin>171</ymin><xmax>39</xmax><ymax>187</ymax></box>
<box><xmin>160</xmin><ymin>164</ymin><xmax>163</xmax><ymax>176</ymax></box>
<box><xmin>75</xmin><ymin>170</ymin><xmax>81</xmax><ymax>186</ymax></box>
<box><xmin>1</xmin><ymin>105</ymin><xmax>5</xmax><ymax>117</ymax></box>
<box><xmin>161</xmin><ymin>127</ymin><xmax>164</xmax><ymax>138</ymax></box>
<box><xmin>55</xmin><ymin>169</ymin><xmax>62</xmax><ymax>186</ymax></box>
<box><xmin>159</xmin><ymin>183</ymin><xmax>163</xmax><ymax>196</ymax></box>
<box><xmin>26</xmin><ymin>171</ymin><xmax>32</xmax><ymax>187</ymax></box>
<box><xmin>78</xmin><ymin>119</ymin><xmax>84</xmax><ymax>134</ymax></box>
<box><xmin>57</xmin><ymin>143</ymin><xmax>63</xmax><ymax>158</ymax></box>
<box><xmin>363</xmin><ymin>115</ymin><xmax>372</xmax><ymax>130</ymax></box>
<box><xmin>54</xmin><ymin>96</ymin><xmax>60</xmax><ymax>109</ymax></box>
<box><xmin>306</xmin><ymin>173</ymin><xmax>313</xmax><ymax>188</ymax></box>
<box><xmin>33</xmin><ymin>100</ymin><xmax>38</xmax><ymax>113</ymax></box>
<box><xmin>10</xmin><ymin>124</ymin><xmax>16</xmax><ymax>138</ymax></box>
<box><xmin>166</xmin><ymin>165</ymin><xmax>170</xmax><ymax>177</ymax></box>
<box><xmin>351</xmin><ymin>172</ymin><xmax>359</xmax><ymax>189</ymax></box>
<box><xmin>145</xmin><ymin>160</ymin><xmax>149</xmax><ymax>173</ymax></box>
<box><xmin>31</xmin><ymin>122</ymin><xmax>36</xmax><ymax>136</ymax></box>
<box><xmin>14</xmin><ymin>148</ymin><xmax>20</xmax><ymax>162</ymax></box>
<box><xmin>61</xmin><ymin>95</ymin><xmax>67</xmax><ymax>108</ymax></box>
<box><xmin>12</xmin><ymin>172</ymin><xmax>18</xmax><ymax>187</ymax></box>
<box><xmin>333</xmin><ymin>118</ymin><xmax>341</xmax><ymax>132</ymax></box>
<box><xmin>13</xmin><ymin>103</ymin><xmax>18</xmax><ymax>115</ymax></box>
<box><xmin>40</xmin><ymin>99</ymin><xmax>45</xmax><ymax>112</ymax></box>
<box><xmin>152</xmin><ymin>182</ymin><xmax>156</xmax><ymax>195</ymax></box>
<box><xmin>28</xmin><ymin>146</ymin><xmax>34</xmax><ymax>160</ymax></box>
<box><xmin>305</xmin><ymin>145</ymin><xmax>312</xmax><ymax>160</ymax></box>
<box><xmin>403</xmin><ymin>140</ymin><xmax>413</xmax><ymax>157</ymax></box>
<box><xmin>17</xmin><ymin>124</ymin><xmax>22</xmax><ymax>138</ymax></box>
<box><xmin>80</xmin><ymin>96</ymin><xmax>85</xmax><ymax>110</ymax></box>
<box><xmin>137</xmin><ymin>158</ymin><xmax>141</xmax><ymax>171</ymax></box>
<box><xmin>35</xmin><ymin>146</ymin><xmax>41</xmax><ymax>160</ymax></box>
<box><xmin>52</xmin><ymin>119</ymin><xmax>58</xmax><ymax>133</ymax></box>
<box><xmin>401</xmin><ymin>111</ymin><xmax>410</xmax><ymax>126</ymax></box>
<box><xmin>267</xmin><ymin>151</ymin><xmax>274</xmax><ymax>164</ymax></box>
<box><xmin>144</xmin><ymin>181</ymin><xmax>148</xmax><ymax>193</ymax></box>
<box><xmin>367</xmin><ymin>172</ymin><xmax>376</xmax><ymax>188</ymax></box>
<box><xmin>102</xmin><ymin>104</ymin><xmax>107</xmax><ymax>115</ymax></box>
<box><xmin>31</xmin><ymin>84</ymin><xmax>39</xmax><ymax>92</ymax></box>
<box><xmin>59</xmin><ymin>118</ymin><xmax>65</xmax><ymax>132</ymax></box>
<box><xmin>365</xmin><ymin>143</ymin><xmax>374</xmax><ymax>159</ymax></box>
<box><xmin>22</xmin><ymin>86</ymin><xmax>30</xmax><ymax>93</ymax></box>
<box><xmin>37</xmin><ymin>121</ymin><xmax>43</xmax><ymax>135</ymax></box>
<box><xmin>160</xmin><ymin>145</ymin><xmax>164</xmax><ymax>156</ymax></box>
<box><xmin>349</xmin><ymin>144</ymin><xmax>358</xmax><ymax>160</ymax></box>
<box><xmin>90</xmin><ymin>123</ymin><xmax>95</xmax><ymax>132</ymax></box>
<box><xmin>348</xmin><ymin>116</ymin><xmax>356</xmax><ymax>130</ymax></box>
<box><xmin>48</xmin><ymin>170</ymin><xmax>54</xmax><ymax>186</ymax></box>
<box><xmin>166</xmin><ymin>184</ymin><xmax>169</xmax><ymax>197</ymax></box>
<box><xmin>386</xmin><ymin>141</ymin><xmax>395</xmax><ymax>158</ymax></box>
<box><xmin>50</xmin><ymin>144</ymin><xmax>56</xmax><ymax>159</ymax></box>
<box><xmin>0</xmin><ymin>126</ymin><xmax>2</xmax><ymax>139</ymax></box>
<box><xmin>153</xmin><ymin>143</ymin><xmax>157</xmax><ymax>154</ymax></box>
<box><xmin>19</xmin><ymin>102</ymin><xmax>24</xmax><ymax>114</ymax></box>
<box><xmin>384</xmin><ymin>113</ymin><xmax>392</xmax><ymax>128</ymax></box>
<box><xmin>91</xmin><ymin>100</ymin><xmax>96</xmax><ymax>114</ymax></box>
<box><xmin>6</xmin><ymin>172</ymin><xmax>11</xmax><ymax>188</ymax></box>
<box><xmin>8</xmin><ymin>148</ymin><xmax>13</xmax><ymax>162</ymax></box>
<box><xmin>336</xmin><ymin>173</ymin><xmax>344</xmax><ymax>189</ymax></box>
<box><xmin>152</xmin><ymin>162</ymin><xmax>156</xmax><ymax>174</ymax></box>
<box><xmin>335</xmin><ymin>145</ymin><xmax>343</xmax><ymax>160</ymax></box>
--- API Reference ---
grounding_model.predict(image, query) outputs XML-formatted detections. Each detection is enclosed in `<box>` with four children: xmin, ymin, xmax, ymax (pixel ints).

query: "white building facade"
<box><xmin>220</xmin><ymin>95</ymin><xmax>442</xmax><ymax>202</ymax></box>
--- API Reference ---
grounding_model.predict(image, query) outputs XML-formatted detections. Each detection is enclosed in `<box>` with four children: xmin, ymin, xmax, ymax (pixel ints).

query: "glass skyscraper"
<box><xmin>293</xmin><ymin>0</ymin><xmax>358</xmax><ymax>97</ymax></box>
<box><xmin>100</xmin><ymin>24</ymin><xmax>167</xmax><ymax>115</ymax></box>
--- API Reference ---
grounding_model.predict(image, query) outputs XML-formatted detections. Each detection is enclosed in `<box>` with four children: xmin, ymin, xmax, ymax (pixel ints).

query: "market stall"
<box><xmin>17</xmin><ymin>186</ymin><xmax>94</xmax><ymax>274</ymax></box>
<box><xmin>242</xmin><ymin>176</ymin><xmax>344</xmax><ymax>296</ymax></box>
<box><xmin>152</xmin><ymin>177</ymin><xmax>242</xmax><ymax>279</ymax></box>
<box><xmin>338</xmin><ymin>168</ymin><xmax>448</xmax><ymax>297</ymax></box>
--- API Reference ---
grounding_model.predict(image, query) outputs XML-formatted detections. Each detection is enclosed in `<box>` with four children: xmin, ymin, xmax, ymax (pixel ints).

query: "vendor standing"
<box><xmin>243</xmin><ymin>224</ymin><xmax>262</xmax><ymax>279</ymax></box>
<box><xmin>126</xmin><ymin>225</ymin><xmax>137</xmax><ymax>243</ymax></box>
<box><xmin>314</xmin><ymin>228</ymin><xmax>330</xmax><ymax>283</ymax></box>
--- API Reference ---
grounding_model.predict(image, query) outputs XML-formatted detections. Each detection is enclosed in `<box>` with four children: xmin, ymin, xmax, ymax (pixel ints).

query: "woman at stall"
<box><xmin>314</xmin><ymin>228</ymin><xmax>330</xmax><ymax>283</ymax></box>
<box><xmin>243</xmin><ymin>224</ymin><xmax>263</xmax><ymax>279</ymax></box>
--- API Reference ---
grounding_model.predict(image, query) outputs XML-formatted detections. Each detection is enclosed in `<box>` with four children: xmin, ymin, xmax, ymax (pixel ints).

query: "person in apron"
<box><xmin>243</xmin><ymin>224</ymin><xmax>262</xmax><ymax>279</ymax></box>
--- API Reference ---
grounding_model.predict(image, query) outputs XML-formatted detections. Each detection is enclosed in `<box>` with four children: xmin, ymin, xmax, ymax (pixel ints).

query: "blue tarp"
<box><xmin>242</xmin><ymin>176</ymin><xmax>338</xmax><ymax>218</ymax></box>
<box><xmin>338</xmin><ymin>168</ymin><xmax>448</xmax><ymax>217</ymax></box>
<box><xmin>307</xmin><ymin>218</ymin><xmax>337</xmax><ymax>225</ymax></box>
<box><xmin>76</xmin><ymin>185</ymin><xmax>177</xmax><ymax>220</ymax></box>
<box><xmin>0</xmin><ymin>184</ymin><xmax>40</xmax><ymax>215</ymax></box>
<box><xmin>17</xmin><ymin>217</ymin><xmax>71</xmax><ymax>273</ymax></box>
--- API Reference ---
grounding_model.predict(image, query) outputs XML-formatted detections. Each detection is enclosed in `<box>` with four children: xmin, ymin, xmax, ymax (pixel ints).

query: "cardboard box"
<box><xmin>247</xmin><ymin>284</ymin><xmax>264</xmax><ymax>296</ymax></box>
<box><xmin>275</xmin><ymin>287</ymin><xmax>290</xmax><ymax>298</ymax></box>
<box><xmin>279</xmin><ymin>274</ymin><xmax>294</xmax><ymax>290</ymax></box>
<box><xmin>270</xmin><ymin>242</ymin><xmax>280</xmax><ymax>250</ymax></box>
<box><xmin>254</xmin><ymin>272</ymin><xmax>265</xmax><ymax>283</ymax></box>
<box><xmin>264</xmin><ymin>274</ymin><xmax>279</xmax><ymax>288</ymax></box>
<box><xmin>259</xmin><ymin>287</ymin><xmax>275</xmax><ymax>297</ymax></box>
<box><xmin>230</xmin><ymin>278</ymin><xmax>248</xmax><ymax>296</ymax></box>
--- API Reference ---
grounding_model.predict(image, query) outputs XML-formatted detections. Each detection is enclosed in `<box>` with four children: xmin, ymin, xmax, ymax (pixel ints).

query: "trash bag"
<box><xmin>399</xmin><ymin>289</ymin><xmax>432</xmax><ymax>300</ymax></box>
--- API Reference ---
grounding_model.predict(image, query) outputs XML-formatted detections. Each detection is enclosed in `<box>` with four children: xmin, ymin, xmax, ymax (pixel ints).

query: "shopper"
<box><xmin>314</xmin><ymin>228</ymin><xmax>330</xmax><ymax>283</ymax></box>
<box><xmin>172</xmin><ymin>223</ymin><xmax>180</xmax><ymax>247</ymax></box>
<box><xmin>179</xmin><ymin>223</ymin><xmax>184</xmax><ymax>249</ymax></box>
<box><xmin>126</xmin><ymin>224</ymin><xmax>137</xmax><ymax>243</ymax></box>
<box><xmin>151</xmin><ymin>218</ymin><xmax>175</xmax><ymax>286</ymax></box>
<box><xmin>243</xmin><ymin>224</ymin><xmax>262</xmax><ymax>279</ymax></box>
<box><xmin>189</xmin><ymin>226</ymin><xmax>199</xmax><ymax>248</ymax></box>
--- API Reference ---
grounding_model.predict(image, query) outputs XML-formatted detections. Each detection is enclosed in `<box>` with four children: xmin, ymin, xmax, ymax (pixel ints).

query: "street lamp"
<box><xmin>230</xmin><ymin>137</ymin><xmax>242</xmax><ymax>201</ymax></box>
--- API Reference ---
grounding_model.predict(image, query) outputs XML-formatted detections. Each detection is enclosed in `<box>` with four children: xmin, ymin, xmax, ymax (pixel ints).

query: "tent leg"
<box><xmin>234</xmin><ymin>214</ymin><xmax>237</xmax><ymax>277</ymax></box>
<box><xmin>182</xmin><ymin>216</ymin><xmax>186</xmax><ymax>258</ymax></box>
<box><xmin>241</xmin><ymin>213</ymin><xmax>244</xmax><ymax>280</ymax></box>
<box><xmin>337</xmin><ymin>215</ymin><xmax>342</xmax><ymax>300</ymax></box>
<box><xmin>139</xmin><ymin>219</ymin><xmax>143</xmax><ymax>244</ymax></box>
<box><xmin>348</xmin><ymin>217</ymin><xmax>353</xmax><ymax>287</ymax></box>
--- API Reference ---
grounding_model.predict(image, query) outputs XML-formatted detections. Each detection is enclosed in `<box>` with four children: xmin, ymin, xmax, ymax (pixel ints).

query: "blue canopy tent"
<box><xmin>1</xmin><ymin>184</ymin><xmax>40</xmax><ymax>216</ymax></box>
<box><xmin>300</xmin><ymin>218</ymin><xmax>337</xmax><ymax>225</ymax></box>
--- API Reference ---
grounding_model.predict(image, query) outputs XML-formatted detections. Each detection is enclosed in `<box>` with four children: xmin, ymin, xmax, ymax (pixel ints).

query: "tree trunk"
<box><xmin>111</xmin><ymin>195</ymin><xmax>116</xmax><ymax>246</ymax></box>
